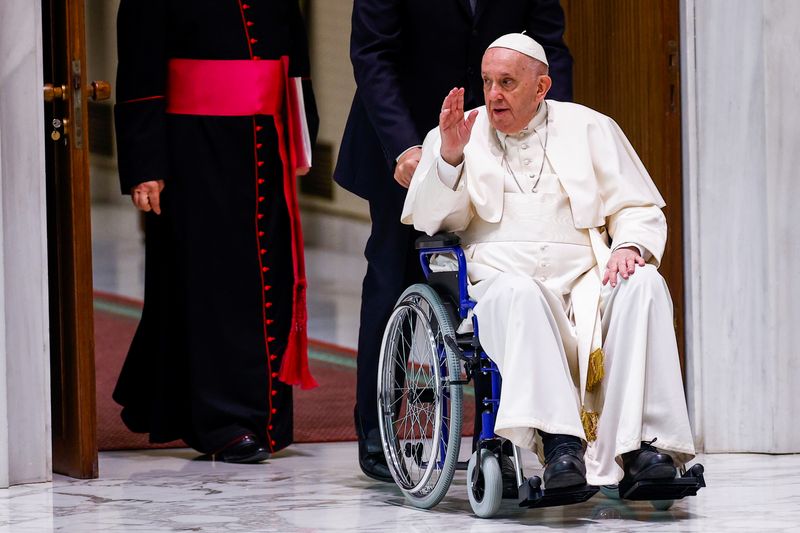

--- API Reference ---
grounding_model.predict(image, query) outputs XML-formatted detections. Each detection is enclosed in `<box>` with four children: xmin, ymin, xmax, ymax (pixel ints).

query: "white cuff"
<box><xmin>613</xmin><ymin>242</ymin><xmax>650</xmax><ymax>261</ymax></box>
<box><xmin>436</xmin><ymin>157</ymin><xmax>464</xmax><ymax>190</ymax></box>
<box><xmin>395</xmin><ymin>145</ymin><xmax>423</xmax><ymax>162</ymax></box>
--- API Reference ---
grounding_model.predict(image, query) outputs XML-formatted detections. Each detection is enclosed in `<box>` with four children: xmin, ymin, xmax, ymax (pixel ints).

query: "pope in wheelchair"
<box><xmin>376</xmin><ymin>33</ymin><xmax>704</xmax><ymax>517</ymax></box>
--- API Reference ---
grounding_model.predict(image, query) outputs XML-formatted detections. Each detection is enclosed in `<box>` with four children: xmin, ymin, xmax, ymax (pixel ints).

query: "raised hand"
<box><xmin>439</xmin><ymin>88</ymin><xmax>479</xmax><ymax>166</ymax></box>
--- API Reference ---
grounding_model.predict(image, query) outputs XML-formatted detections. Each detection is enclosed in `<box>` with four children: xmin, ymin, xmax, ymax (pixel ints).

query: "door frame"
<box><xmin>43</xmin><ymin>0</ymin><xmax>98</xmax><ymax>479</ymax></box>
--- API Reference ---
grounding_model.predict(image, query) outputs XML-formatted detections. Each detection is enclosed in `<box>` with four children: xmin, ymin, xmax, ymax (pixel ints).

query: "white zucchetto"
<box><xmin>486</xmin><ymin>33</ymin><xmax>549</xmax><ymax>66</ymax></box>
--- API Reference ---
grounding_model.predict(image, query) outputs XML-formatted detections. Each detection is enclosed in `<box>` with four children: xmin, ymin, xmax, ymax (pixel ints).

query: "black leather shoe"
<box><xmin>215</xmin><ymin>434</ymin><xmax>270</xmax><ymax>464</ymax></box>
<box><xmin>621</xmin><ymin>439</ymin><xmax>676</xmax><ymax>482</ymax></box>
<box><xmin>358</xmin><ymin>428</ymin><xmax>393</xmax><ymax>482</ymax></box>
<box><xmin>541</xmin><ymin>434</ymin><xmax>587</xmax><ymax>490</ymax></box>
<box><xmin>354</xmin><ymin>408</ymin><xmax>393</xmax><ymax>482</ymax></box>
<box><xmin>500</xmin><ymin>455</ymin><xmax>519</xmax><ymax>499</ymax></box>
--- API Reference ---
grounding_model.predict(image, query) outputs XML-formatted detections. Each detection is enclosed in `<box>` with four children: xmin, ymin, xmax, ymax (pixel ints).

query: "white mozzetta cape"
<box><xmin>401</xmin><ymin>100</ymin><xmax>668</xmax><ymax>404</ymax></box>
<box><xmin>402</xmin><ymin>100</ymin><xmax>666</xmax><ymax>256</ymax></box>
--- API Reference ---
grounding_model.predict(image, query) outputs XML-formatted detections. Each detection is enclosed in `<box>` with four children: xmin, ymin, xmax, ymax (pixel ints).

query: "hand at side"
<box><xmin>603</xmin><ymin>246</ymin><xmax>646</xmax><ymax>287</ymax></box>
<box><xmin>130</xmin><ymin>180</ymin><xmax>165</xmax><ymax>215</ymax></box>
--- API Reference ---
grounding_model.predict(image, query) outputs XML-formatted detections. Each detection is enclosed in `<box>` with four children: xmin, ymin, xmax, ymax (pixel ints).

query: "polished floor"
<box><xmin>3</xmin><ymin>446</ymin><xmax>800</xmax><ymax>532</ymax></box>
<box><xmin>2</xmin><ymin>205</ymin><xmax>797</xmax><ymax>532</ymax></box>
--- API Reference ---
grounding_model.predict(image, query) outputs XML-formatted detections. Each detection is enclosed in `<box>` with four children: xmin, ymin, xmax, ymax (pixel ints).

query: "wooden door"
<box><xmin>43</xmin><ymin>0</ymin><xmax>103</xmax><ymax>478</ymax></box>
<box><xmin>561</xmin><ymin>0</ymin><xmax>685</xmax><ymax>368</ymax></box>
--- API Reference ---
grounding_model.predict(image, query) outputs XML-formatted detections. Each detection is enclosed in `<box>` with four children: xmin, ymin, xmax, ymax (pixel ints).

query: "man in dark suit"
<box><xmin>334</xmin><ymin>0</ymin><xmax>573</xmax><ymax>482</ymax></box>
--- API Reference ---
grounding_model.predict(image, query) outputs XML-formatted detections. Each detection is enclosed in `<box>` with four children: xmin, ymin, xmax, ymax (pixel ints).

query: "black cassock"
<box><xmin>113</xmin><ymin>0</ymin><xmax>319</xmax><ymax>454</ymax></box>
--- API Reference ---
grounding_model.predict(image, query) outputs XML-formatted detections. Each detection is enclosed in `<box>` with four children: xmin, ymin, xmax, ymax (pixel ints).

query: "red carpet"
<box><xmin>94</xmin><ymin>292</ymin><xmax>473</xmax><ymax>451</ymax></box>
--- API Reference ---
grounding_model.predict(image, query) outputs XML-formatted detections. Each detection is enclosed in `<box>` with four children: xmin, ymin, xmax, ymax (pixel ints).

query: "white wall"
<box><xmin>0</xmin><ymin>1</ymin><xmax>52</xmax><ymax>486</ymax></box>
<box><xmin>682</xmin><ymin>0</ymin><xmax>800</xmax><ymax>453</ymax></box>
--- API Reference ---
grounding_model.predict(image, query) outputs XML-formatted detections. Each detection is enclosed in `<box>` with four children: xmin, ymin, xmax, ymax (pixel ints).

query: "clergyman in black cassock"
<box><xmin>113</xmin><ymin>0</ymin><xmax>319</xmax><ymax>462</ymax></box>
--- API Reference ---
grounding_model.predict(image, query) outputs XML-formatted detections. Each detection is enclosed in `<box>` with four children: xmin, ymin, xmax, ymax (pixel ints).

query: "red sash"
<box><xmin>166</xmin><ymin>58</ymin><xmax>317</xmax><ymax>390</ymax></box>
<box><xmin>166</xmin><ymin>59</ymin><xmax>284</xmax><ymax>116</ymax></box>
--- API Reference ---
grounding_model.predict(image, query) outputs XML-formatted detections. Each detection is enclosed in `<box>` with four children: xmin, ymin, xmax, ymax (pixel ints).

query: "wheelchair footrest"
<box><xmin>618</xmin><ymin>463</ymin><xmax>706</xmax><ymax>501</ymax></box>
<box><xmin>518</xmin><ymin>476</ymin><xmax>599</xmax><ymax>509</ymax></box>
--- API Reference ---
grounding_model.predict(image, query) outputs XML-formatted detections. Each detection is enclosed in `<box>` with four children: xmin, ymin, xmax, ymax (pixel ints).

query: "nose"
<box><xmin>487</xmin><ymin>83</ymin><xmax>504</xmax><ymax>101</ymax></box>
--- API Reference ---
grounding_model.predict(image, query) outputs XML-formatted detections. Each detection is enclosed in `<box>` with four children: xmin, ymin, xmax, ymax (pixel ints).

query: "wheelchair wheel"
<box><xmin>467</xmin><ymin>449</ymin><xmax>503</xmax><ymax>518</ymax></box>
<box><xmin>377</xmin><ymin>283</ymin><xmax>463</xmax><ymax>509</ymax></box>
<box><xmin>600</xmin><ymin>485</ymin><xmax>621</xmax><ymax>500</ymax></box>
<box><xmin>651</xmin><ymin>499</ymin><xmax>675</xmax><ymax>511</ymax></box>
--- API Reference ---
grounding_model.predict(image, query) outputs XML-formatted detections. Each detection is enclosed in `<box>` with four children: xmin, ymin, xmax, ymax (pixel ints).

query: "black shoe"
<box><xmin>621</xmin><ymin>439</ymin><xmax>676</xmax><ymax>482</ymax></box>
<box><xmin>541</xmin><ymin>433</ymin><xmax>587</xmax><ymax>490</ymax></box>
<box><xmin>214</xmin><ymin>434</ymin><xmax>270</xmax><ymax>464</ymax></box>
<box><xmin>354</xmin><ymin>408</ymin><xmax>393</xmax><ymax>482</ymax></box>
<box><xmin>358</xmin><ymin>428</ymin><xmax>393</xmax><ymax>482</ymax></box>
<box><xmin>500</xmin><ymin>455</ymin><xmax>519</xmax><ymax>499</ymax></box>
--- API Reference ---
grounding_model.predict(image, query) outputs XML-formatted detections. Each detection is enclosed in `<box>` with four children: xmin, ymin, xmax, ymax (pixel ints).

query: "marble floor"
<box><xmin>2</xmin><ymin>204</ymin><xmax>797</xmax><ymax>532</ymax></box>
<box><xmin>2</xmin><ymin>445</ymin><xmax>799</xmax><ymax>532</ymax></box>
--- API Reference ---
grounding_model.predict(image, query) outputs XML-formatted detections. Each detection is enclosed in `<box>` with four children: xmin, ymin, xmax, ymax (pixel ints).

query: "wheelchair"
<box><xmin>376</xmin><ymin>233</ymin><xmax>705</xmax><ymax>518</ymax></box>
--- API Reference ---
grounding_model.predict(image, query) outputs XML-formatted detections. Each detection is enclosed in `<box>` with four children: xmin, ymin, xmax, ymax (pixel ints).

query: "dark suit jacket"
<box><xmin>335</xmin><ymin>0</ymin><xmax>572</xmax><ymax>200</ymax></box>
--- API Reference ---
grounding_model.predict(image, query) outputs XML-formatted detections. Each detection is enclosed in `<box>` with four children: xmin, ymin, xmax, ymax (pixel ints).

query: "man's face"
<box><xmin>481</xmin><ymin>48</ymin><xmax>551</xmax><ymax>134</ymax></box>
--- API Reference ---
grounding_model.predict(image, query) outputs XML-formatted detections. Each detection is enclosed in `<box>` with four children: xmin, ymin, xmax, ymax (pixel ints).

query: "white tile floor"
<box><xmin>2</xmin><ymin>204</ymin><xmax>797</xmax><ymax>532</ymax></box>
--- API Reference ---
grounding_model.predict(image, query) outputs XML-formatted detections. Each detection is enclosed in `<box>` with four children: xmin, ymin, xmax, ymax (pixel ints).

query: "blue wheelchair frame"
<box><xmin>417</xmin><ymin>244</ymin><xmax>502</xmax><ymax>446</ymax></box>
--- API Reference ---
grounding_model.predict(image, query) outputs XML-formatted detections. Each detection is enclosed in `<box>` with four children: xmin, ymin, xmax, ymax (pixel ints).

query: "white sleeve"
<box><xmin>436</xmin><ymin>157</ymin><xmax>464</xmax><ymax>190</ymax></box>
<box><xmin>395</xmin><ymin>145</ymin><xmax>423</xmax><ymax>162</ymax></box>
<box><xmin>612</xmin><ymin>241</ymin><xmax>650</xmax><ymax>262</ymax></box>
<box><xmin>401</xmin><ymin>129</ymin><xmax>473</xmax><ymax>234</ymax></box>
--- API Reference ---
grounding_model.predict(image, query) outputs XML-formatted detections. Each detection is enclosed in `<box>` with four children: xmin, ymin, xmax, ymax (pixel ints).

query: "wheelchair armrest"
<box><xmin>415</xmin><ymin>232</ymin><xmax>461</xmax><ymax>250</ymax></box>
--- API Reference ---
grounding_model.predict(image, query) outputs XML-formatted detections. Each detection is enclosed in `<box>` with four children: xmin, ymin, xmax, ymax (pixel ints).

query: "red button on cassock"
<box><xmin>271</xmin><ymin>408</ymin><xmax>277</xmax><ymax>414</ymax></box>
<box><xmin>250</xmin><ymin>38</ymin><xmax>258</xmax><ymax>44</ymax></box>
<box><xmin>271</xmin><ymin>390</ymin><xmax>277</xmax><ymax>396</ymax></box>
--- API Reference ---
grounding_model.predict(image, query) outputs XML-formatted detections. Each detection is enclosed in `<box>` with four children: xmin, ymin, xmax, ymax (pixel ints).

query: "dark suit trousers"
<box><xmin>356</xmin><ymin>181</ymin><xmax>425</xmax><ymax>432</ymax></box>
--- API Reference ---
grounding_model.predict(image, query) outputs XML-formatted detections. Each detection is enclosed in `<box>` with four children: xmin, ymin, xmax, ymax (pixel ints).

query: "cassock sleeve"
<box><xmin>288</xmin><ymin>0</ymin><xmax>319</xmax><ymax>148</ymax></box>
<box><xmin>591</xmin><ymin>116</ymin><xmax>668</xmax><ymax>266</ymax></box>
<box><xmin>114</xmin><ymin>0</ymin><xmax>168</xmax><ymax>195</ymax></box>
<box><xmin>526</xmin><ymin>0</ymin><xmax>573</xmax><ymax>102</ymax></box>
<box><xmin>351</xmin><ymin>0</ymin><xmax>421</xmax><ymax>166</ymax></box>
<box><xmin>401</xmin><ymin>128</ymin><xmax>473</xmax><ymax>234</ymax></box>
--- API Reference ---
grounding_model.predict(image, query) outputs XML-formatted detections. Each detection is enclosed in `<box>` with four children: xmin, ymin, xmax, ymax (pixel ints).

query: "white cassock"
<box><xmin>401</xmin><ymin>100</ymin><xmax>695</xmax><ymax>485</ymax></box>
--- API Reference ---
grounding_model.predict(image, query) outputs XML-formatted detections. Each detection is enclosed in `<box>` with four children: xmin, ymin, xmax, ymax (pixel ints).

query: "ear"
<box><xmin>537</xmin><ymin>75</ymin><xmax>553</xmax><ymax>100</ymax></box>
